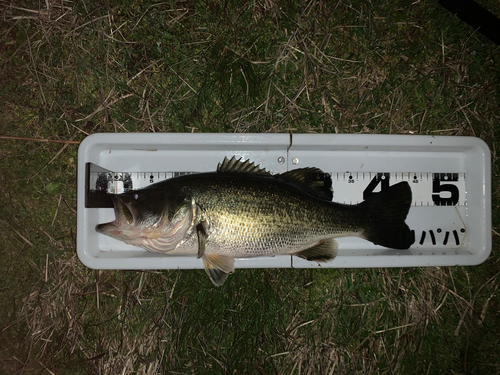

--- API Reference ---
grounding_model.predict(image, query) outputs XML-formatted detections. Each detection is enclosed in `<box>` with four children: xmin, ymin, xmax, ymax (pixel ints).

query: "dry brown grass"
<box><xmin>1</xmin><ymin>0</ymin><xmax>499</xmax><ymax>373</ymax></box>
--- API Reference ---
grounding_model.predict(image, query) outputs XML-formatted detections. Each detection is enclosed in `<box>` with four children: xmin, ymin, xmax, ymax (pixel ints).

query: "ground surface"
<box><xmin>1</xmin><ymin>0</ymin><xmax>499</xmax><ymax>374</ymax></box>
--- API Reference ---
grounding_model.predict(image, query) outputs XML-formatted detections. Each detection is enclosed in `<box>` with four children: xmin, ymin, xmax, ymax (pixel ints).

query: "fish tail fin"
<box><xmin>361</xmin><ymin>181</ymin><xmax>414</xmax><ymax>249</ymax></box>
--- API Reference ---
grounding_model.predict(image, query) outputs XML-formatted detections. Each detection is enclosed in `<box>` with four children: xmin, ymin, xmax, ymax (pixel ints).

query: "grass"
<box><xmin>1</xmin><ymin>0</ymin><xmax>499</xmax><ymax>373</ymax></box>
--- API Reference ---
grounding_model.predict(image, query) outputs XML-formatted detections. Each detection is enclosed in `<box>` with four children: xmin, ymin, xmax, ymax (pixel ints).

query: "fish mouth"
<box><xmin>95</xmin><ymin>196</ymin><xmax>137</xmax><ymax>236</ymax></box>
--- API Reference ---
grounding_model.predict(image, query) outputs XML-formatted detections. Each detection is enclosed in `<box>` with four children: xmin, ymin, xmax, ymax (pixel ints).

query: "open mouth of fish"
<box><xmin>96</xmin><ymin>196</ymin><xmax>138</xmax><ymax>238</ymax></box>
<box><xmin>96</xmin><ymin>193</ymin><xmax>198</xmax><ymax>253</ymax></box>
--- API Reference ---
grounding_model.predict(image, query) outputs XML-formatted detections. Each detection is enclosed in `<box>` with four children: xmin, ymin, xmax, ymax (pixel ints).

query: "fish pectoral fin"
<box><xmin>202</xmin><ymin>254</ymin><xmax>235</xmax><ymax>287</ymax></box>
<box><xmin>196</xmin><ymin>222</ymin><xmax>207</xmax><ymax>259</ymax></box>
<box><xmin>294</xmin><ymin>239</ymin><xmax>338</xmax><ymax>262</ymax></box>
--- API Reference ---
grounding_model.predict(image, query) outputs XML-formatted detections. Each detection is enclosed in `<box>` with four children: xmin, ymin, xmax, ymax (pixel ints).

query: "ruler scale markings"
<box><xmin>86</xmin><ymin>164</ymin><xmax>467</xmax><ymax>208</ymax></box>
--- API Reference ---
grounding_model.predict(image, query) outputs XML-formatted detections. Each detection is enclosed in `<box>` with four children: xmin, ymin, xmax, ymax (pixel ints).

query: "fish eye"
<box><xmin>134</xmin><ymin>193</ymin><xmax>139</xmax><ymax>200</ymax></box>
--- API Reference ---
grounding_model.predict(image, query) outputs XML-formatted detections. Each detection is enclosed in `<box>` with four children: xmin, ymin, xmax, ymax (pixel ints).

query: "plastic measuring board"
<box><xmin>77</xmin><ymin>133</ymin><xmax>491</xmax><ymax>271</ymax></box>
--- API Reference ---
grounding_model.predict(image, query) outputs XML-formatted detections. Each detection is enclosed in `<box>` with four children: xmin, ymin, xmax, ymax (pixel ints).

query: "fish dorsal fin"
<box><xmin>279</xmin><ymin>168</ymin><xmax>333</xmax><ymax>201</ymax></box>
<box><xmin>217</xmin><ymin>156</ymin><xmax>271</xmax><ymax>176</ymax></box>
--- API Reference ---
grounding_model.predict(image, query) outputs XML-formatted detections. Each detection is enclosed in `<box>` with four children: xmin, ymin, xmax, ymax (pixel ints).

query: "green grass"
<box><xmin>1</xmin><ymin>0</ymin><xmax>499</xmax><ymax>373</ymax></box>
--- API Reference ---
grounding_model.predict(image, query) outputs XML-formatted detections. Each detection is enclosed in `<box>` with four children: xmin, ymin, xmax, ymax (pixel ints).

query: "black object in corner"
<box><xmin>439</xmin><ymin>0</ymin><xmax>500</xmax><ymax>44</ymax></box>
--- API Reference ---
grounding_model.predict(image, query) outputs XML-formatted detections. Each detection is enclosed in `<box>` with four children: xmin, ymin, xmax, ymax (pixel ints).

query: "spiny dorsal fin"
<box><xmin>279</xmin><ymin>168</ymin><xmax>333</xmax><ymax>201</ymax></box>
<box><xmin>217</xmin><ymin>156</ymin><xmax>271</xmax><ymax>176</ymax></box>
<box><xmin>294</xmin><ymin>239</ymin><xmax>338</xmax><ymax>262</ymax></box>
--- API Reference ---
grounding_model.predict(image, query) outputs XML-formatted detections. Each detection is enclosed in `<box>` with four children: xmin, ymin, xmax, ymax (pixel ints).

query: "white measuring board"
<box><xmin>77</xmin><ymin>133</ymin><xmax>491</xmax><ymax>271</ymax></box>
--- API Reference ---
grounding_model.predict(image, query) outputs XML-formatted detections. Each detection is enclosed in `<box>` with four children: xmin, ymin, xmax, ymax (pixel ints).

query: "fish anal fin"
<box><xmin>294</xmin><ymin>239</ymin><xmax>338</xmax><ymax>262</ymax></box>
<box><xmin>196</xmin><ymin>222</ymin><xmax>207</xmax><ymax>259</ymax></box>
<box><xmin>202</xmin><ymin>254</ymin><xmax>235</xmax><ymax>286</ymax></box>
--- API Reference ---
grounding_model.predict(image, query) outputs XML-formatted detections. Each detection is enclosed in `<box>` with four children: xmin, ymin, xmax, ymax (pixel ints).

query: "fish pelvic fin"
<box><xmin>202</xmin><ymin>254</ymin><xmax>235</xmax><ymax>286</ymax></box>
<box><xmin>361</xmin><ymin>181</ymin><xmax>415</xmax><ymax>249</ymax></box>
<box><xmin>294</xmin><ymin>239</ymin><xmax>338</xmax><ymax>262</ymax></box>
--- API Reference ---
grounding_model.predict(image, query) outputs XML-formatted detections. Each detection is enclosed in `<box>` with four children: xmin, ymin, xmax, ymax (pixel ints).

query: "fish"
<box><xmin>96</xmin><ymin>156</ymin><xmax>414</xmax><ymax>286</ymax></box>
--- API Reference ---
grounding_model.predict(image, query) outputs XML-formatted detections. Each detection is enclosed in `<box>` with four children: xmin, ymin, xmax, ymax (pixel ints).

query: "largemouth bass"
<box><xmin>97</xmin><ymin>157</ymin><xmax>414</xmax><ymax>286</ymax></box>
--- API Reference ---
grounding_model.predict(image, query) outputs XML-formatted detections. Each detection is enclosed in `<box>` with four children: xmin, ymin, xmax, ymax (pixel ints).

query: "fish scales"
<box><xmin>186</xmin><ymin>173</ymin><xmax>363</xmax><ymax>257</ymax></box>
